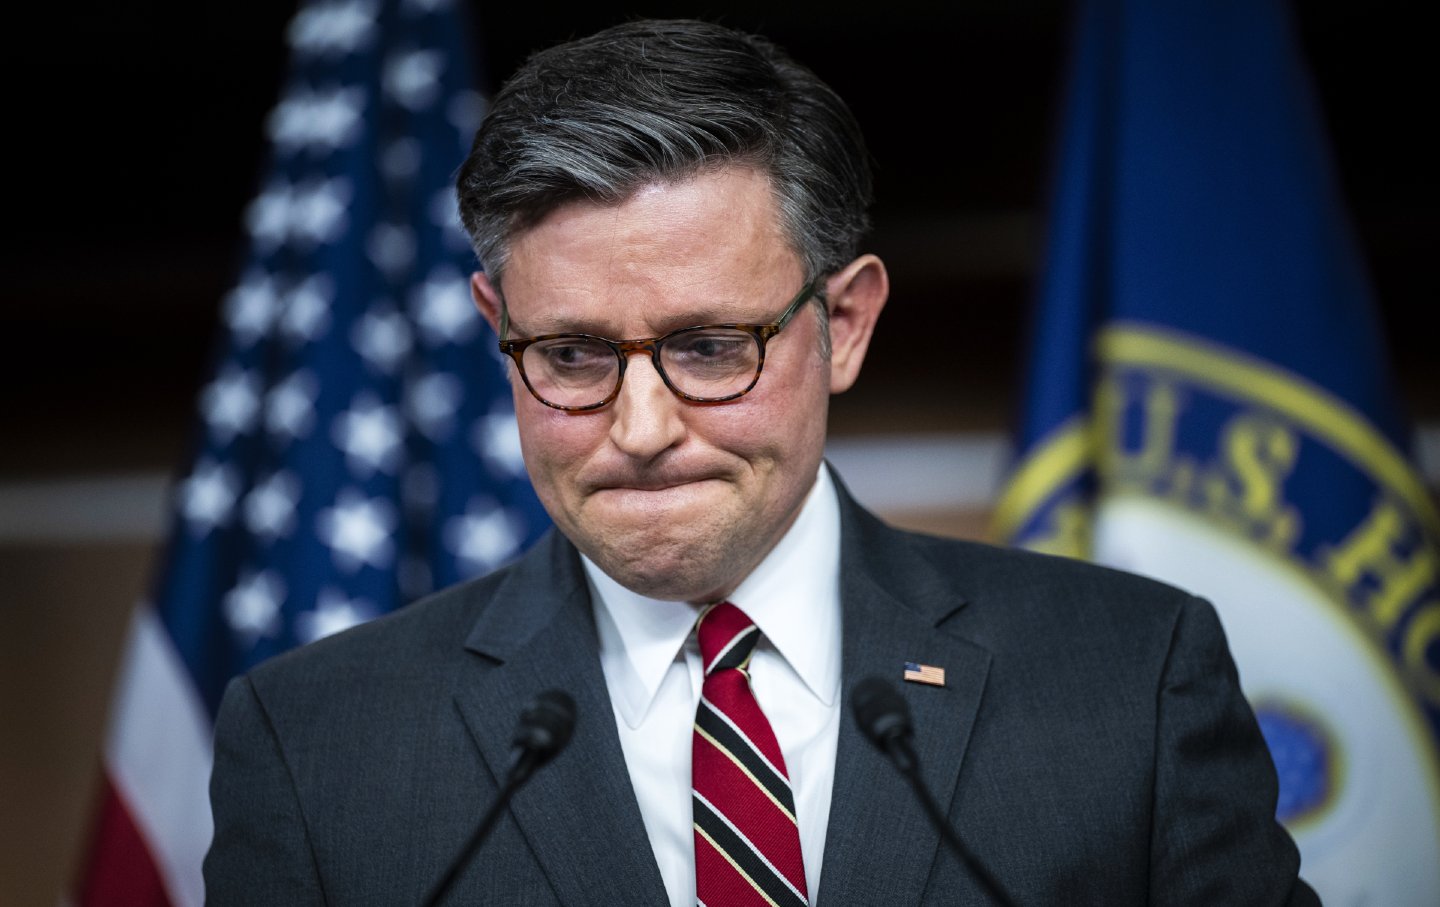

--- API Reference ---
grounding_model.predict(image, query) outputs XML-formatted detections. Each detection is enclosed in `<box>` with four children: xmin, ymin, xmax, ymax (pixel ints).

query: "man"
<box><xmin>205</xmin><ymin>18</ymin><xmax>1318</xmax><ymax>905</ymax></box>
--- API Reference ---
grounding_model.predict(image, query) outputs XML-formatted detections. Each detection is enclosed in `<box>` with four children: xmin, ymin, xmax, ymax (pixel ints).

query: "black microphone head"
<box><xmin>514</xmin><ymin>689</ymin><xmax>577</xmax><ymax>764</ymax></box>
<box><xmin>851</xmin><ymin>676</ymin><xmax>912</xmax><ymax>748</ymax></box>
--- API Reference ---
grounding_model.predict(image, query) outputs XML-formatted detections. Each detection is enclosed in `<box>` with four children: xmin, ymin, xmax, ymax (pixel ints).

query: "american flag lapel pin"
<box><xmin>903</xmin><ymin>661</ymin><xmax>946</xmax><ymax>687</ymax></box>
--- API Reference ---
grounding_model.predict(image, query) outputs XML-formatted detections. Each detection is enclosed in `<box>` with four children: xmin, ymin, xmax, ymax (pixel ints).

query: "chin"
<box><xmin>619</xmin><ymin>574</ymin><xmax>720</xmax><ymax>604</ymax></box>
<box><xmin>587</xmin><ymin>536</ymin><xmax>736</xmax><ymax>603</ymax></box>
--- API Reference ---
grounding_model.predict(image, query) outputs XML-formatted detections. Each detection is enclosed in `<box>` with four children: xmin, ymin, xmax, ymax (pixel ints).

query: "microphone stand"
<box><xmin>853</xmin><ymin>677</ymin><xmax>1020</xmax><ymax>907</ymax></box>
<box><xmin>420</xmin><ymin>749</ymin><xmax>540</xmax><ymax>907</ymax></box>
<box><xmin>884</xmin><ymin>734</ymin><xmax>1019</xmax><ymax>907</ymax></box>
<box><xmin>420</xmin><ymin>690</ymin><xmax>575</xmax><ymax>907</ymax></box>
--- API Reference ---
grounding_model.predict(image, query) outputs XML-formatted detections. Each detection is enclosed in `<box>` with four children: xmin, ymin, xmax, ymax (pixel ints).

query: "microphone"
<box><xmin>422</xmin><ymin>689</ymin><xmax>576</xmax><ymax>907</ymax></box>
<box><xmin>509</xmin><ymin>689</ymin><xmax>577</xmax><ymax>783</ymax></box>
<box><xmin>851</xmin><ymin>677</ymin><xmax>1019</xmax><ymax>907</ymax></box>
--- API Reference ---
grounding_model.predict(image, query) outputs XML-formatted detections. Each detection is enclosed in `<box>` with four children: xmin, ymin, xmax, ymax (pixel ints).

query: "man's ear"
<box><xmin>470</xmin><ymin>271</ymin><xmax>504</xmax><ymax>335</ymax></box>
<box><xmin>824</xmin><ymin>254</ymin><xmax>889</xmax><ymax>394</ymax></box>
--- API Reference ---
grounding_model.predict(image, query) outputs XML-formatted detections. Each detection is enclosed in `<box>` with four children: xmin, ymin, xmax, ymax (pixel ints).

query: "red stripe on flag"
<box><xmin>76</xmin><ymin>772</ymin><xmax>176</xmax><ymax>907</ymax></box>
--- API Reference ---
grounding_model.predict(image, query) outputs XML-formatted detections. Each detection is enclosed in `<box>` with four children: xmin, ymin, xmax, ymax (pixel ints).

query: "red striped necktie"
<box><xmin>692</xmin><ymin>601</ymin><xmax>809</xmax><ymax>907</ymax></box>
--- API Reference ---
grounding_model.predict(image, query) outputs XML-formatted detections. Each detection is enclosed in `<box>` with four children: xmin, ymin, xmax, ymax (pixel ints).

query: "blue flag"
<box><xmin>78</xmin><ymin>2</ymin><xmax>548</xmax><ymax>904</ymax></box>
<box><xmin>994</xmin><ymin>0</ymin><xmax>1440</xmax><ymax>901</ymax></box>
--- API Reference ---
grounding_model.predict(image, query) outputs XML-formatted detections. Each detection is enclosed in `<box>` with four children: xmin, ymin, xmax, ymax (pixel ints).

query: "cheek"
<box><xmin>515</xmin><ymin>404</ymin><xmax>596</xmax><ymax>480</ymax></box>
<box><xmin>696</xmin><ymin>365</ymin><xmax>829</xmax><ymax>459</ymax></box>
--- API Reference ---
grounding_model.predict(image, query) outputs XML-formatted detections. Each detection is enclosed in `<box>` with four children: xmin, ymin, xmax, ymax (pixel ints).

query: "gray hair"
<box><xmin>454</xmin><ymin>18</ymin><xmax>874</xmax><ymax>293</ymax></box>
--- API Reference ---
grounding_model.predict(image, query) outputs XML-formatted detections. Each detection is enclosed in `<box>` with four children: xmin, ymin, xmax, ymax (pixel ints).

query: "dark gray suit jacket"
<box><xmin>205</xmin><ymin>481</ymin><xmax>1318</xmax><ymax>905</ymax></box>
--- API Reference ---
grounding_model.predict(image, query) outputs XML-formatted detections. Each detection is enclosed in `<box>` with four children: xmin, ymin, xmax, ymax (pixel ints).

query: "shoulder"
<box><xmin>848</xmin><ymin>500</ymin><xmax>1200</xmax><ymax>626</ymax></box>
<box><xmin>232</xmin><ymin>533</ymin><xmax>575</xmax><ymax>729</ymax></box>
<box><xmin>243</xmin><ymin>528</ymin><xmax>577</xmax><ymax>692</ymax></box>
<box><xmin>944</xmin><ymin>534</ymin><xmax>1193</xmax><ymax>620</ymax></box>
<box><xmin>216</xmin><ymin>574</ymin><xmax>493</xmax><ymax>745</ymax></box>
<box><xmin>244</xmin><ymin>570</ymin><xmax>495</xmax><ymax>691</ymax></box>
<box><xmin>840</xmin><ymin>505</ymin><xmax>1225</xmax><ymax>694</ymax></box>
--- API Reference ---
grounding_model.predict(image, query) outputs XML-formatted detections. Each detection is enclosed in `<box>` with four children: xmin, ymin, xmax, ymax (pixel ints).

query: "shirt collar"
<box><xmin>585</xmin><ymin>466</ymin><xmax>843</xmax><ymax>727</ymax></box>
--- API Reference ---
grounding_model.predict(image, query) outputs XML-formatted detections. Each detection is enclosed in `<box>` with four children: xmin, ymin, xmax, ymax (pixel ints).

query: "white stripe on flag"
<box><xmin>104</xmin><ymin>608</ymin><xmax>216</xmax><ymax>907</ymax></box>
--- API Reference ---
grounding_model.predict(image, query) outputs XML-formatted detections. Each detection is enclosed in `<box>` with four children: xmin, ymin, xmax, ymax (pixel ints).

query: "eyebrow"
<box><xmin>504</xmin><ymin>303</ymin><xmax>779</xmax><ymax>339</ymax></box>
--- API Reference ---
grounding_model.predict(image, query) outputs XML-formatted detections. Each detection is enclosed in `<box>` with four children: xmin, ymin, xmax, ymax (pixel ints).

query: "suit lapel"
<box><xmin>451</xmin><ymin>532</ymin><xmax>669</xmax><ymax>905</ymax></box>
<box><xmin>818</xmin><ymin>483</ymin><xmax>993</xmax><ymax>906</ymax></box>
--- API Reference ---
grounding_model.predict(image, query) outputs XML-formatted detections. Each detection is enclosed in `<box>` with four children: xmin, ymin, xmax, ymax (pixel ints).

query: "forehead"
<box><xmin>499</xmin><ymin>167</ymin><xmax>804</xmax><ymax>328</ymax></box>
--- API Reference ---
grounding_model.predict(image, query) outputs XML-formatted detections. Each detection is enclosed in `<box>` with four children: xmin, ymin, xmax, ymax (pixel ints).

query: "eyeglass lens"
<box><xmin>522</xmin><ymin>327</ymin><xmax>762</xmax><ymax>408</ymax></box>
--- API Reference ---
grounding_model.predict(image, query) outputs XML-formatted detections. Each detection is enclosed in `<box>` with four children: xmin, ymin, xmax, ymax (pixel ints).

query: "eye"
<box><xmin>664</xmin><ymin>329</ymin><xmax>756</xmax><ymax>380</ymax></box>
<box><xmin>529</xmin><ymin>337</ymin><xmax>613</xmax><ymax>374</ymax></box>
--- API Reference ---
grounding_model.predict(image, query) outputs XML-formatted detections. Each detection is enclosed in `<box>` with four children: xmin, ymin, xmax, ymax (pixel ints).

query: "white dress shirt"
<box><xmin>584</xmin><ymin>467</ymin><xmax>843</xmax><ymax>906</ymax></box>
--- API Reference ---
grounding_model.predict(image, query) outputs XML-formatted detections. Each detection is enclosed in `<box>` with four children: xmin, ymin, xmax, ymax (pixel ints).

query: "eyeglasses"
<box><xmin>498</xmin><ymin>279</ymin><xmax>821</xmax><ymax>412</ymax></box>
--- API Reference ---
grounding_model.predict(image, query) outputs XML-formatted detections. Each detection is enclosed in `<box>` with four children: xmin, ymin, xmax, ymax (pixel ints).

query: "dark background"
<box><xmin>0</xmin><ymin>5</ymin><xmax>1433</xmax><ymax>902</ymax></box>
<box><xmin>3</xmin><ymin>0</ymin><xmax>1435</xmax><ymax>482</ymax></box>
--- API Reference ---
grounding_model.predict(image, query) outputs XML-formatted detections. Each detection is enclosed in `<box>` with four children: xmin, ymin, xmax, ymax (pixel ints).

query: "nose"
<box><xmin>608</xmin><ymin>351</ymin><xmax>686</xmax><ymax>459</ymax></box>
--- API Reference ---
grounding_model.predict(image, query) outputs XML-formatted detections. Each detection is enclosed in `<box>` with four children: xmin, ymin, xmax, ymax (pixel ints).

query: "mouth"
<box><xmin>595</xmin><ymin>475</ymin><xmax>717</xmax><ymax>493</ymax></box>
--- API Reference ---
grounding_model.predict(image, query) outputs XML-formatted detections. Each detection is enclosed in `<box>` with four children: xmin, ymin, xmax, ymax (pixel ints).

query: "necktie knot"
<box><xmin>698</xmin><ymin>601</ymin><xmax>760</xmax><ymax>676</ymax></box>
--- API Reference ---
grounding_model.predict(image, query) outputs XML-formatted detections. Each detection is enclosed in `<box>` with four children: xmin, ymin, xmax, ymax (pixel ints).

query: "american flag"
<box><xmin>73</xmin><ymin>2</ymin><xmax>548</xmax><ymax>904</ymax></box>
<box><xmin>903</xmin><ymin>662</ymin><xmax>946</xmax><ymax>687</ymax></box>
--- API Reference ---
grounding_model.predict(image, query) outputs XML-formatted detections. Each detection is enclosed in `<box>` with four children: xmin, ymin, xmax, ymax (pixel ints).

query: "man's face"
<box><xmin>472</xmin><ymin>167</ymin><xmax>846</xmax><ymax>602</ymax></box>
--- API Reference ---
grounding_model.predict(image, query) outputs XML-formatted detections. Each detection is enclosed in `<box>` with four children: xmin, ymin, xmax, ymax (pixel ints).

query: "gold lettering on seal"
<box><xmin>1096</xmin><ymin>375</ymin><xmax>1181</xmax><ymax>486</ymax></box>
<box><xmin>1320</xmin><ymin>497</ymin><xmax>1438</xmax><ymax>633</ymax></box>
<box><xmin>1401</xmin><ymin>601</ymin><xmax>1440</xmax><ymax>707</ymax></box>
<box><xmin>1204</xmin><ymin>413</ymin><xmax>1301</xmax><ymax>549</ymax></box>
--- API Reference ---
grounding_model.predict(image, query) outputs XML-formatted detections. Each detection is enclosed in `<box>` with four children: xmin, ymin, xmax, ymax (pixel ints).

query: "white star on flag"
<box><xmin>245</xmin><ymin>177</ymin><xmax>352</xmax><ymax>249</ymax></box>
<box><xmin>267</xmin><ymin>85</ymin><xmax>367</xmax><ymax>154</ymax></box>
<box><xmin>408</xmin><ymin>371</ymin><xmax>462</xmax><ymax>440</ymax></box>
<box><xmin>291</xmin><ymin>177</ymin><xmax>352</xmax><ymax>245</ymax></box>
<box><xmin>366</xmin><ymin>222</ymin><xmax>417</xmax><ymax>277</ymax></box>
<box><xmin>445</xmin><ymin>498</ymin><xmax>523</xmax><ymax>573</ymax></box>
<box><xmin>246</xmin><ymin>181</ymin><xmax>295</xmax><ymax>250</ymax></box>
<box><xmin>332</xmin><ymin>394</ymin><xmax>404</xmax><ymax>475</ymax></box>
<box><xmin>265</xmin><ymin>369</ymin><xmax>319</xmax><ymax>440</ymax></box>
<box><xmin>384</xmin><ymin>48</ymin><xmax>444</xmax><ymax>110</ymax></box>
<box><xmin>202</xmin><ymin>366</ymin><xmax>262</xmax><ymax>443</ymax></box>
<box><xmin>288</xmin><ymin>0</ymin><xmax>379</xmax><ymax>57</ymax></box>
<box><xmin>295</xmin><ymin>587</ymin><xmax>376</xmax><ymax>644</ymax></box>
<box><xmin>223</xmin><ymin>570</ymin><xmax>286</xmax><ymax>645</ymax></box>
<box><xmin>352</xmin><ymin>304</ymin><xmax>414</xmax><ymax>372</ymax></box>
<box><xmin>316</xmin><ymin>489</ymin><xmax>397</xmax><ymax>571</ymax></box>
<box><xmin>224</xmin><ymin>269</ymin><xmax>281</xmax><ymax>346</ymax></box>
<box><xmin>411</xmin><ymin>266</ymin><xmax>477</xmax><ymax>344</ymax></box>
<box><xmin>243</xmin><ymin>471</ymin><xmax>301</xmax><ymax>541</ymax></box>
<box><xmin>179</xmin><ymin>458</ymin><xmax>241</xmax><ymax>534</ymax></box>
<box><xmin>473</xmin><ymin>409</ymin><xmax>528</xmax><ymax>476</ymax></box>
<box><xmin>280</xmin><ymin>273</ymin><xmax>335</xmax><ymax>343</ymax></box>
